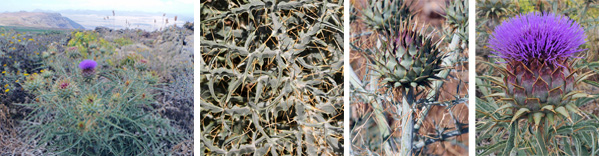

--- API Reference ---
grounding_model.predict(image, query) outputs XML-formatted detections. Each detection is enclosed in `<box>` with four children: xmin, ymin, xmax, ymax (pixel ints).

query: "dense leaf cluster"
<box><xmin>200</xmin><ymin>0</ymin><xmax>344</xmax><ymax>155</ymax></box>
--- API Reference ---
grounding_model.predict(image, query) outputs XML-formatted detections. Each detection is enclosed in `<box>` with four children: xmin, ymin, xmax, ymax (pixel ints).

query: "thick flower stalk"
<box><xmin>488</xmin><ymin>12</ymin><xmax>588</xmax><ymax>127</ymax></box>
<box><xmin>364</xmin><ymin>20</ymin><xmax>446</xmax><ymax>155</ymax></box>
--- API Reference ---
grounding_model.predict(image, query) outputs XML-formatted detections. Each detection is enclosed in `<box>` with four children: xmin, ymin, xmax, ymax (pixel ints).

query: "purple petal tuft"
<box><xmin>489</xmin><ymin>12</ymin><xmax>586</xmax><ymax>65</ymax></box>
<box><xmin>79</xmin><ymin>59</ymin><xmax>97</xmax><ymax>70</ymax></box>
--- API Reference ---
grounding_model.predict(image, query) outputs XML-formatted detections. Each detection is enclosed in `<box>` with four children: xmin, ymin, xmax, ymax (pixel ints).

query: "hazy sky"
<box><xmin>0</xmin><ymin>0</ymin><xmax>194</xmax><ymax>16</ymax></box>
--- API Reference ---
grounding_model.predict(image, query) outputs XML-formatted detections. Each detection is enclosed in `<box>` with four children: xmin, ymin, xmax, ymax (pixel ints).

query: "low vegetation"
<box><xmin>0</xmin><ymin>24</ymin><xmax>193</xmax><ymax>155</ymax></box>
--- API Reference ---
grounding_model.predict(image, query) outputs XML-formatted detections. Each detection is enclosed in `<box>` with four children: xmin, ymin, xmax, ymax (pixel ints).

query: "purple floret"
<box><xmin>489</xmin><ymin>12</ymin><xmax>586</xmax><ymax>65</ymax></box>
<box><xmin>79</xmin><ymin>59</ymin><xmax>97</xmax><ymax>70</ymax></box>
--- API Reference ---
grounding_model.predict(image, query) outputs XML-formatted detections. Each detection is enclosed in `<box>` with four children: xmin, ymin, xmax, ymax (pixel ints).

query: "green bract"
<box><xmin>486</xmin><ymin>59</ymin><xmax>592</xmax><ymax>129</ymax></box>
<box><xmin>365</xmin><ymin>21</ymin><xmax>445</xmax><ymax>91</ymax></box>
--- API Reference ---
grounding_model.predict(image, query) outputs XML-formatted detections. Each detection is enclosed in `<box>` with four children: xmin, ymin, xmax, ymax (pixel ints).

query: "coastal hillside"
<box><xmin>0</xmin><ymin>12</ymin><xmax>84</xmax><ymax>29</ymax></box>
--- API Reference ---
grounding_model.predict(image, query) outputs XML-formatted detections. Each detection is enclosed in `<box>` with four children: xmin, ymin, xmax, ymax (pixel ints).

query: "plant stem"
<box><xmin>412</xmin><ymin>128</ymin><xmax>469</xmax><ymax>149</ymax></box>
<box><xmin>349</xmin><ymin>64</ymin><xmax>392</xmax><ymax>154</ymax></box>
<box><xmin>400</xmin><ymin>87</ymin><xmax>415</xmax><ymax>156</ymax></box>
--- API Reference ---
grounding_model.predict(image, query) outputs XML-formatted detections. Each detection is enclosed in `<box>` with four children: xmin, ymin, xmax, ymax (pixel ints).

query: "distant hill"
<box><xmin>0</xmin><ymin>12</ymin><xmax>85</xmax><ymax>29</ymax></box>
<box><xmin>7</xmin><ymin>9</ymin><xmax>194</xmax><ymax>31</ymax></box>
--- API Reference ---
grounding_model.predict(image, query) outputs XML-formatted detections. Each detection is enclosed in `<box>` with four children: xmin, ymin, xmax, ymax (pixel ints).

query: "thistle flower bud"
<box><xmin>144</xmin><ymin>71</ymin><xmax>159</xmax><ymax>84</ymax></box>
<box><xmin>23</xmin><ymin>73</ymin><xmax>44</xmax><ymax>93</ymax></box>
<box><xmin>111</xmin><ymin>93</ymin><xmax>121</xmax><ymax>102</ymax></box>
<box><xmin>80</xmin><ymin>94</ymin><xmax>101</xmax><ymax>114</ymax></box>
<box><xmin>368</xmin><ymin>20</ymin><xmax>445</xmax><ymax>91</ymax></box>
<box><xmin>135</xmin><ymin>59</ymin><xmax>148</xmax><ymax>71</ymax></box>
<box><xmin>67</xmin><ymin>46</ymin><xmax>81</xmax><ymax>58</ymax></box>
<box><xmin>54</xmin><ymin>78</ymin><xmax>76</xmax><ymax>99</ymax></box>
<box><xmin>42</xmin><ymin>51</ymin><xmax>50</xmax><ymax>59</ymax></box>
<box><xmin>41</xmin><ymin>70</ymin><xmax>53</xmax><ymax>79</ymax></box>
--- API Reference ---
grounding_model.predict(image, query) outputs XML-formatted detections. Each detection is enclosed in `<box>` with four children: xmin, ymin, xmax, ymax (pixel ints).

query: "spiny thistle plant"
<box><xmin>0</xmin><ymin>25</ymin><xmax>192</xmax><ymax>154</ymax></box>
<box><xmin>363</xmin><ymin>19</ymin><xmax>447</xmax><ymax>156</ymax></box>
<box><xmin>478</xmin><ymin>12</ymin><xmax>599</xmax><ymax>155</ymax></box>
<box><xmin>201</xmin><ymin>0</ymin><xmax>343</xmax><ymax>155</ymax></box>
<box><xmin>79</xmin><ymin>59</ymin><xmax>97</xmax><ymax>80</ymax></box>
<box><xmin>21</xmin><ymin>57</ymin><xmax>182</xmax><ymax>155</ymax></box>
<box><xmin>17</xmin><ymin>30</ymin><xmax>187</xmax><ymax>155</ymax></box>
<box><xmin>359</xmin><ymin>0</ymin><xmax>412</xmax><ymax>31</ymax></box>
<box><xmin>489</xmin><ymin>12</ymin><xmax>586</xmax><ymax>127</ymax></box>
<box><xmin>350</xmin><ymin>0</ymin><xmax>469</xmax><ymax>155</ymax></box>
<box><xmin>364</xmin><ymin>21</ymin><xmax>445</xmax><ymax>93</ymax></box>
<box><xmin>476</xmin><ymin>0</ymin><xmax>515</xmax><ymax>21</ymax></box>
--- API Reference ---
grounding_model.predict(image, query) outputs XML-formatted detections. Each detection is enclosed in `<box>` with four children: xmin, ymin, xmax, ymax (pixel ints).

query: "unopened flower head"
<box><xmin>489</xmin><ymin>12</ymin><xmax>586</xmax><ymax>65</ymax></box>
<box><xmin>59</xmin><ymin>82</ymin><xmax>69</xmax><ymax>89</ymax></box>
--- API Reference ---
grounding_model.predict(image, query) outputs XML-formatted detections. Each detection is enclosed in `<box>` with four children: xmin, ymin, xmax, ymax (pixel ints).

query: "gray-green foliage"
<box><xmin>445</xmin><ymin>0</ymin><xmax>469</xmax><ymax>45</ymax></box>
<box><xmin>475</xmin><ymin>0</ymin><xmax>516</xmax><ymax>56</ymax></box>
<box><xmin>360</xmin><ymin>21</ymin><xmax>445</xmax><ymax>91</ymax></box>
<box><xmin>477</xmin><ymin>58</ymin><xmax>599</xmax><ymax>155</ymax></box>
<box><xmin>359</xmin><ymin>0</ymin><xmax>412</xmax><ymax>32</ymax></box>
<box><xmin>19</xmin><ymin>31</ymin><xmax>183</xmax><ymax>155</ymax></box>
<box><xmin>200</xmin><ymin>0</ymin><xmax>343</xmax><ymax>155</ymax></box>
<box><xmin>476</xmin><ymin>0</ymin><xmax>515</xmax><ymax>21</ymax></box>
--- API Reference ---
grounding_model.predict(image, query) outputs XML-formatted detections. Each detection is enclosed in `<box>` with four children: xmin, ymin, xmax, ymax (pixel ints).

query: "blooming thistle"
<box><xmin>489</xmin><ymin>12</ymin><xmax>586</xmax><ymax>66</ymax></box>
<box><xmin>488</xmin><ymin>12</ymin><xmax>590</xmax><ymax>128</ymax></box>
<box><xmin>79</xmin><ymin>59</ymin><xmax>97</xmax><ymax>80</ymax></box>
<box><xmin>80</xmin><ymin>94</ymin><xmax>101</xmax><ymax>114</ymax></box>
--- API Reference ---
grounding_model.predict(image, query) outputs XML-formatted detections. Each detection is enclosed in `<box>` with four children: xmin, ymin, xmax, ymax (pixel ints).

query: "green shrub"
<box><xmin>114</xmin><ymin>37</ymin><xmax>133</xmax><ymax>47</ymax></box>
<box><xmin>1</xmin><ymin>28</ymin><xmax>67</xmax><ymax>108</ymax></box>
<box><xmin>21</xmin><ymin>41</ymin><xmax>182</xmax><ymax>155</ymax></box>
<box><xmin>67</xmin><ymin>31</ymin><xmax>114</xmax><ymax>57</ymax></box>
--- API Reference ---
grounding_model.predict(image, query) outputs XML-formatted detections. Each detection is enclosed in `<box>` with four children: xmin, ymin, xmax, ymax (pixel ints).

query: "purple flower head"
<box><xmin>489</xmin><ymin>12</ymin><xmax>586</xmax><ymax>65</ymax></box>
<box><xmin>79</xmin><ymin>59</ymin><xmax>97</xmax><ymax>71</ymax></box>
